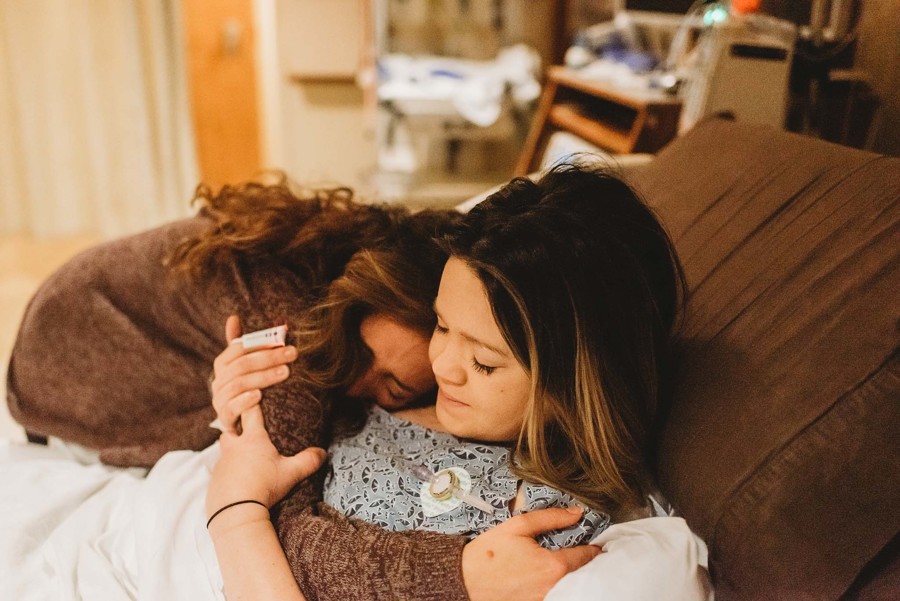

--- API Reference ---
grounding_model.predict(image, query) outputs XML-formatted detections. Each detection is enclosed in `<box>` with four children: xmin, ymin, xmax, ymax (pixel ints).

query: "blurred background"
<box><xmin>1</xmin><ymin>0</ymin><xmax>898</xmax><ymax>439</ymax></box>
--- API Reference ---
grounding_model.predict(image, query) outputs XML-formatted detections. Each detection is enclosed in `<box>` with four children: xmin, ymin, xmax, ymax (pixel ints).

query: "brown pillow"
<box><xmin>628</xmin><ymin>118</ymin><xmax>900</xmax><ymax>599</ymax></box>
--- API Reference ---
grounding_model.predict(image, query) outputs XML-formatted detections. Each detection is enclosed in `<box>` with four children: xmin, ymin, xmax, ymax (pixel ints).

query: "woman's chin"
<box><xmin>375</xmin><ymin>397</ymin><xmax>409</xmax><ymax>411</ymax></box>
<box><xmin>435</xmin><ymin>398</ymin><xmax>462</xmax><ymax>432</ymax></box>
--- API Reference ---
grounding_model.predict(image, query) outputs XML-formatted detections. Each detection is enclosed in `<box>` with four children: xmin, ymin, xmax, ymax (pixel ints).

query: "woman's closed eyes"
<box><xmin>470</xmin><ymin>358</ymin><xmax>496</xmax><ymax>376</ymax></box>
<box><xmin>433</xmin><ymin>321</ymin><xmax>498</xmax><ymax>376</ymax></box>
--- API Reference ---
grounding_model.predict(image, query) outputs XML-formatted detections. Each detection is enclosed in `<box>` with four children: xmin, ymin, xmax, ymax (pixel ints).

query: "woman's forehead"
<box><xmin>360</xmin><ymin>314</ymin><xmax>433</xmax><ymax>385</ymax></box>
<box><xmin>435</xmin><ymin>258</ymin><xmax>509</xmax><ymax>355</ymax></box>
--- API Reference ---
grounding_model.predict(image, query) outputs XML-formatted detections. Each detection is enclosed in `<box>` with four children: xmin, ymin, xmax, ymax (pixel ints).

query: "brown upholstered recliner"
<box><xmin>627</xmin><ymin>118</ymin><xmax>899</xmax><ymax>600</ymax></box>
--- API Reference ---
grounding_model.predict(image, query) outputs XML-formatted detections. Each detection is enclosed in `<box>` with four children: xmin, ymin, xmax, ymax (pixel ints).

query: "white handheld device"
<box><xmin>231</xmin><ymin>324</ymin><xmax>288</xmax><ymax>349</ymax></box>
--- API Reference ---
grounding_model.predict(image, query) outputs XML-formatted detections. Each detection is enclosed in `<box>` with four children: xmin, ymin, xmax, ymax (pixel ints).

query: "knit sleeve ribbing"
<box><xmin>275</xmin><ymin>484</ymin><xmax>469</xmax><ymax>601</ymax></box>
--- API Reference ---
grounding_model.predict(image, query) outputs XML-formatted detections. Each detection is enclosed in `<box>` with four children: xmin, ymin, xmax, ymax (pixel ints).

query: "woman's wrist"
<box><xmin>207</xmin><ymin>501</ymin><xmax>271</xmax><ymax>538</ymax></box>
<box><xmin>207</xmin><ymin>499</ymin><xmax>268</xmax><ymax>528</ymax></box>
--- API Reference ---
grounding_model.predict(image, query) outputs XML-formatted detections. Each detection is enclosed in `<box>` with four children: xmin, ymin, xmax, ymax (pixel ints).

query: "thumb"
<box><xmin>240</xmin><ymin>404</ymin><xmax>266</xmax><ymax>433</ymax></box>
<box><xmin>283</xmin><ymin>447</ymin><xmax>328</xmax><ymax>483</ymax></box>
<box><xmin>550</xmin><ymin>543</ymin><xmax>603</xmax><ymax>573</ymax></box>
<box><xmin>225</xmin><ymin>314</ymin><xmax>242</xmax><ymax>343</ymax></box>
<box><xmin>501</xmin><ymin>506</ymin><xmax>587</xmax><ymax>538</ymax></box>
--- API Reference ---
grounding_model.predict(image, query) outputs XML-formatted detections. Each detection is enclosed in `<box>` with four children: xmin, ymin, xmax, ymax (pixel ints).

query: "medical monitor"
<box><xmin>619</xmin><ymin>0</ymin><xmax>699</xmax><ymax>27</ymax></box>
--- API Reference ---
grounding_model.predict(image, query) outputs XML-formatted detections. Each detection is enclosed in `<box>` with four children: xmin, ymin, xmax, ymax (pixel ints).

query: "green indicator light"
<box><xmin>703</xmin><ymin>5</ymin><xmax>729</xmax><ymax>26</ymax></box>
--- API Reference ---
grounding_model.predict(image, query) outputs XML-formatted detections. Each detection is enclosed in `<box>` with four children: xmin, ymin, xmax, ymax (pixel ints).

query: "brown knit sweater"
<box><xmin>6</xmin><ymin>216</ymin><xmax>469</xmax><ymax>600</ymax></box>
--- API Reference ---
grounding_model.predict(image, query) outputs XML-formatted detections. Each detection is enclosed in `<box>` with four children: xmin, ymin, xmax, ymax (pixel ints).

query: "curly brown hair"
<box><xmin>169</xmin><ymin>176</ymin><xmax>461</xmax><ymax>399</ymax></box>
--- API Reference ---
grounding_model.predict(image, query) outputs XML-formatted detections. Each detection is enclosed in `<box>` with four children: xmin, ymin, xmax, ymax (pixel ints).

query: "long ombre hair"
<box><xmin>443</xmin><ymin>164</ymin><xmax>685</xmax><ymax>518</ymax></box>
<box><xmin>169</xmin><ymin>175</ymin><xmax>460</xmax><ymax>398</ymax></box>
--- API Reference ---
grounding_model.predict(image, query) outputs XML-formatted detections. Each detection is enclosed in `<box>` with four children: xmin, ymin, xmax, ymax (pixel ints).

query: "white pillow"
<box><xmin>454</xmin><ymin>131</ymin><xmax>655</xmax><ymax>213</ymax></box>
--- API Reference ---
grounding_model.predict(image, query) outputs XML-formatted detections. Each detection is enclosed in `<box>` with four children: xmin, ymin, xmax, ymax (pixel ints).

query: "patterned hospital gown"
<box><xmin>323</xmin><ymin>405</ymin><xmax>610</xmax><ymax>550</ymax></box>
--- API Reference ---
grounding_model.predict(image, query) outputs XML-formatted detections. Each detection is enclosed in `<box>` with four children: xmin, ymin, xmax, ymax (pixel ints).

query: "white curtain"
<box><xmin>0</xmin><ymin>0</ymin><xmax>198</xmax><ymax>238</ymax></box>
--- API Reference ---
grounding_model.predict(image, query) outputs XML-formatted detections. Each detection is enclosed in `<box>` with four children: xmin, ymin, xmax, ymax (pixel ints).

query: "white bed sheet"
<box><xmin>0</xmin><ymin>440</ymin><xmax>224</xmax><ymax>601</ymax></box>
<box><xmin>0</xmin><ymin>440</ymin><xmax>712</xmax><ymax>601</ymax></box>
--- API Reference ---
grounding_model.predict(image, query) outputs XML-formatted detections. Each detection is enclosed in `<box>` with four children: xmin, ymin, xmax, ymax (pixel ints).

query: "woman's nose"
<box><xmin>347</xmin><ymin>365</ymin><xmax>376</xmax><ymax>398</ymax></box>
<box><xmin>430</xmin><ymin>337</ymin><xmax>465</xmax><ymax>385</ymax></box>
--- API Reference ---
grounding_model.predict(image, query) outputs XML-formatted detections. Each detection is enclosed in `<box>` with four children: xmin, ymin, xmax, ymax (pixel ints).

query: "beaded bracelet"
<box><xmin>206</xmin><ymin>499</ymin><xmax>268</xmax><ymax>529</ymax></box>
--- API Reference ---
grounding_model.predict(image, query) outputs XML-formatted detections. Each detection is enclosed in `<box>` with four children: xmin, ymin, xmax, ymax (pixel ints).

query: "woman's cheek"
<box><xmin>428</xmin><ymin>334</ymin><xmax>442</xmax><ymax>367</ymax></box>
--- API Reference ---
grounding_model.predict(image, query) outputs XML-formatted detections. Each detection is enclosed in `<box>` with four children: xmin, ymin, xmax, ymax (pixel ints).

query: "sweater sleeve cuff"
<box><xmin>405</xmin><ymin>531</ymin><xmax>470</xmax><ymax>601</ymax></box>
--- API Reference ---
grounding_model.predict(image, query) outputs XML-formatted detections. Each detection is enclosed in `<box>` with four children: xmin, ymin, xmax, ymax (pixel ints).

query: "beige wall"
<box><xmin>383</xmin><ymin>0</ymin><xmax>559</xmax><ymax>66</ymax></box>
<box><xmin>271</xmin><ymin>0</ymin><xmax>375</xmax><ymax>191</ymax></box>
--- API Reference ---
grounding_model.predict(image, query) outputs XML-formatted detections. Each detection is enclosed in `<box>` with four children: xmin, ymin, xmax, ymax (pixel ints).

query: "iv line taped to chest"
<box><xmin>410</xmin><ymin>463</ymin><xmax>495</xmax><ymax>515</ymax></box>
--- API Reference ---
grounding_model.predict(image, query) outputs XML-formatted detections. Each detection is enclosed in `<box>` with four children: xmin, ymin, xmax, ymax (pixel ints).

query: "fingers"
<box><xmin>214</xmin><ymin>353</ymin><xmax>293</xmax><ymax>401</ymax></box>
<box><xmin>225</xmin><ymin>314</ymin><xmax>242</xmax><ymax>343</ymax></box>
<box><xmin>500</xmin><ymin>507</ymin><xmax>587</xmax><ymax>538</ymax></box>
<box><xmin>552</xmin><ymin>543</ymin><xmax>603</xmax><ymax>573</ymax></box>
<box><xmin>213</xmin><ymin>341</ymin><xmax>296</xmax><ymax>382</ymax></box>
<box><xmin>216</xmin><ymin>390</ymin><xmax>262</xmax><ymax>432</ymax></box>
<box><xmin>211</xmin><ymin>338</ymin><xmax>252</xmax><ymax>385</ymax></box>
<box><xmin>212</xmin><ymin>345</ymin><xmax>296</xmax><ymax>397</ymax></box>
<box><xmin>212</xmin><ymin>323</ymin><xmax>293</xmax><ymax>391</ymax></box>
<box><xmin>240</xmin><ymin>403</ymin><xmax>265</xmax><ymax>432</ymax></box>
<box><xmin>211</xmin><ymin>346</ymin><xmax>296</xmax><ymax>433</ymax></box>
<box><xmin>211</xmin><ymin>317</ymin><xmax>298</xmax><ymax>433</ymax></box>
<box><xmin>228</xmin><ymin>346</ymin><xmax>297</xmax><ymax>379</ymax></box>
<box><xmin>284</xmin><ymin>447</ymin><xmax>328</xmax><ymax>483</ymax></box>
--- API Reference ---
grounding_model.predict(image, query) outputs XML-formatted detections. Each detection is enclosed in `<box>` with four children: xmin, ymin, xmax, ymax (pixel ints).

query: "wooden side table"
<box><xmin>515</xmin><ymin>66</ymin><xmax>682</xmax><ymax>176</ymax></box>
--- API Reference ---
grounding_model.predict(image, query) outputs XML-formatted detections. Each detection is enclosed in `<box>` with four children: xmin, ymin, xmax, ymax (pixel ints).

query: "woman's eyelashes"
<box><xmin>434</xmin><ymin>322</ymin><xmax>497</xmax><ymax>376</ymax></box>
<box><xmin>471</xmin><ymin>358</ymin><xmax>497</xmax><ymax>376</ymax></box>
